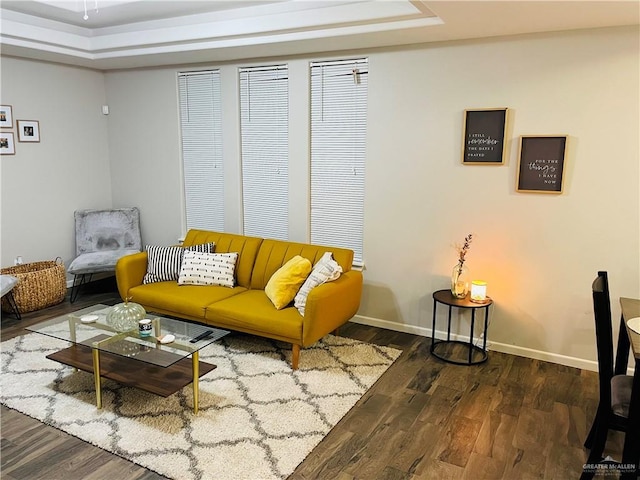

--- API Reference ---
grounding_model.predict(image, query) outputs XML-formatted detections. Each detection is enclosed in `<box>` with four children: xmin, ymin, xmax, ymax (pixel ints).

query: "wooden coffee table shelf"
<box><xmin>48</xmin><ymin>343</ymin><xmax>216</xmax><ymax>398</ymax></box>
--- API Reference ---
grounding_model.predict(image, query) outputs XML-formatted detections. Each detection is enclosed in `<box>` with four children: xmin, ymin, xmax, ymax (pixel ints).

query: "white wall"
<box><xmin>1</xmin><ymin>26</ymin><xmax>637</xmax><ymax>370</ymax></box>
<box><xmin>104</xmin><ymin>69</ymin><xmax>184</xmax><ymax>246</ymax></box>
<box><xmin>0</xmin><ymin>57</ymin><xmax>111</xmax><ymax>275</ymax></box>
<box><xmin>361</xmin><ymin>27</ymin><xmax>639</xmax><ymax>368</ymax></box>
<box><xmin>103</xmin><ymin>26</ymin><xmax>639</xmax><ymax>369</ymax></box>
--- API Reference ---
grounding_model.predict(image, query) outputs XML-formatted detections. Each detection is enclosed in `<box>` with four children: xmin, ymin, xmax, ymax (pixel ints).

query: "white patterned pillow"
<box><xmin>178</xmin><ymin>251</ymin><xmax>239</xmax><ymax>287</ymax></box>
<box><xmin>143</xmin><ymin>243</ymin><xmax>215</xmax><ymax>284</ymax></box>
<box><xmin>294</xmin><ymin>252</ymin><xmax>342</xmax><ymax>316</ymax></box>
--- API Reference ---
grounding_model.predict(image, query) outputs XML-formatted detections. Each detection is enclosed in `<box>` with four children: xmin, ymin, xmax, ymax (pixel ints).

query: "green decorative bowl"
<box><xmin>106</xmin><ymin>300</ymin><xmax>146</xmax><ymax>332</ymax></box>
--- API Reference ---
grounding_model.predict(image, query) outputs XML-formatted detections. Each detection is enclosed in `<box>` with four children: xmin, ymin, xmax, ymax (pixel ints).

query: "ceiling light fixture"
<box><xmin>84</xmin><ymin>0</ymin><xmax>99</xmax><ymax>21</ymax></box>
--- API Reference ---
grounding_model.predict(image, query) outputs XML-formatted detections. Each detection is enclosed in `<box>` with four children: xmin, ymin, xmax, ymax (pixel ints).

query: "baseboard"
<box><xmin>351</xmin><ymin>314</ymin><xmax>605</xmax><ymax>373</ymax></box>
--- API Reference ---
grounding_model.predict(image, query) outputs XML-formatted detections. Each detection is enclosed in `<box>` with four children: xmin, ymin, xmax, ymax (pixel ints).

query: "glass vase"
<box><xmin>451</xmin><ymin>264</ymin><xmax>470</xmax><ymax>299</ymax></box>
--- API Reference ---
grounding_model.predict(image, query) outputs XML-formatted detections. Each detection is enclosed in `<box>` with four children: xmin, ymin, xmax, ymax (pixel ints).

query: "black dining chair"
<box><xmin>581</xmin><ymin>271</ymin><xmax>634</xmax><ymax>480</ymax></box>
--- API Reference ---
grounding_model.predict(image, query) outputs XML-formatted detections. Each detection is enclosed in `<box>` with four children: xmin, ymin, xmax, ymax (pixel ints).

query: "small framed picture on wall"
<box><xmin>0</xmin><ymin>133</ymin><xmax>16</xmax><ymax>155</ymax></box>
<box><xmin>462</xmin><ymin>108</ymin><xmax>510</xmax><ymax>164</ymax></box>
<box><xmin>516</xmin><ymin>135</ymin><xmax>568</xmax><ymax>193</ymax></box>
<box><xmin>0</xmin><ymin>105</ymin><xmax>13</xmax><ymax>128</ymax></box>
<box><xmin>17</xmin><ymin>120</ymin><xmax>40</xmax><ymax>142</ymax></box>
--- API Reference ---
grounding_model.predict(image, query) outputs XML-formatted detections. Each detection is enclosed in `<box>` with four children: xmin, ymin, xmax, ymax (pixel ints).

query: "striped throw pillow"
<box><xmin>142</xmin><ymin>242</ymin><xmax>215</xmax><ymax>284</ymax></box>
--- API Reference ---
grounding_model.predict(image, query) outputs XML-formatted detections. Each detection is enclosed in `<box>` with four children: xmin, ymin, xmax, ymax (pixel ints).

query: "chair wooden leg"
<box><xmin>584</xmin><ymin>412</ymin><xmax>598</xmax><ymax>448</ymax></box>
<box><xmin>291</xmin><ymin>344</ymin><xmax>300</xmax><ymax>370</ymax></box>
<box><xmin>581</xmin><ymin>418</ymin><xmax>609</xmax><ymax>480</ymax></box>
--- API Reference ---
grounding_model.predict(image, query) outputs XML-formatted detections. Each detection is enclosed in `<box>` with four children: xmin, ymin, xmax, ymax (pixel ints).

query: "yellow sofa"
<box><xmin>115</xmin><ymin>229</ymin><xmax>363</xmax><ymax>369</ymax></box>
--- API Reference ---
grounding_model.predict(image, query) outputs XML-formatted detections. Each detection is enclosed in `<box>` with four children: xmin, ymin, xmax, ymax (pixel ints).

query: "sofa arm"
<box><xmin>302</xmin><ymin>270</ymin><xmax>363</xmax><ymax>346</ymax></box>
<box><xmin>115</xmin><ymin>251</ymin><xmax>148</xmax><ymax>300</ymax></box>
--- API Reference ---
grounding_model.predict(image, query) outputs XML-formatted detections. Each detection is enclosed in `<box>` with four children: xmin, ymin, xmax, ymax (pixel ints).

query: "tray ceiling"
<box><xmin>1</xmin><ymin>0</ymin><xmax>638</xmax><ymax>70</ymax></box>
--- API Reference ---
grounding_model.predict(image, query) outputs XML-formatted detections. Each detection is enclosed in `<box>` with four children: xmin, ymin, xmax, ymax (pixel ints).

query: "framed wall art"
<box><xmin>0</xmin><ymin>132</ymin><xmax>16</xmax><ymax>155</ymax></box>
<box><xmin>462</xmin><ymin>108</ymin><xmax>509</xmax><ymax>164</ymax></box>
<box><xmin>0</xmin><ymin>105</ymin><xmax>13</xmax><ymax>128</ymax></box>
<box><xmin>17</xmin><ymin>120</ymin><xmax>40</xmax><ymax>142</ymax></box>
<box><xmin>516</xmin><ymin>135</ymin><xmax>568</xmax><ymax>193</ymax></box>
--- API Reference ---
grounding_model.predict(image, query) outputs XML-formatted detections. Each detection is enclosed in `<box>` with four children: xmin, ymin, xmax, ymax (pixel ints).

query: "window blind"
<box><xmin>310</xmin><ymin>59</ymin><xmax>368</xmax><ymax>265</ymax></box>
<box><xmin>239</xmin><ymin>65</ymin><xmax>289</xmax><ymax>240</ymax></box>
<box><xmin>178</xmin><ymin>70</ymin><xmax>224</xmax><ymax>231</ymax></box>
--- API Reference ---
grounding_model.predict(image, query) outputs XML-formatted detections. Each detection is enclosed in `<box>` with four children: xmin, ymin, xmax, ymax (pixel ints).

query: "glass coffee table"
<box><xmin>27</xmin><ymin>304</ymin><xmax>229</xmax><ymax>414</ymax></box>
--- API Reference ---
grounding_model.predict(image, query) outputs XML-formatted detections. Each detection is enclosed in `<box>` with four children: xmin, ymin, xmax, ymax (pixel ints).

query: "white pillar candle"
<box><xmin>470</xmin><ymin>280</ymin><xmax>487</xmax><ymax>302</ymax></box>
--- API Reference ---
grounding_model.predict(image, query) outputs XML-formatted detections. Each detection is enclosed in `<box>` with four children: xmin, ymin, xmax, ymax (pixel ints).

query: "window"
<box><xmin>239</xmin><ymin>65</ymin><xmax>289</xmax><ymax>240</ymax></box>
<box><xmin>310</xmin><ymin>58</ymin><xmax>367</xmax><ymax>265</ymax></box>
<box><xmin>178</xmin><ymin>70</ymin><xmax>224</xmax><ymax>231</ymax></box>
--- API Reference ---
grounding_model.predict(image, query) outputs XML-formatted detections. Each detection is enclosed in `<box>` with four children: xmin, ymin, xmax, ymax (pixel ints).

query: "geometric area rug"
<box><xmin>0</xmin><ymin>332</ymin><xmax>401</xmax><ymax>480</ymax></box>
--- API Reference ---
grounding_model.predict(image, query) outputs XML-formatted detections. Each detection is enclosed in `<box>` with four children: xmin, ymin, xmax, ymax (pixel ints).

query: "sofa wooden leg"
<box><xmin>332</xmin><ymin>327</ymin><xmax>340</xmax><ymax>336</ymax></box>
<box><xmin>292</xmin><ymin>344</ymin><xmax>300</xmax><ymax>370</ymax></box>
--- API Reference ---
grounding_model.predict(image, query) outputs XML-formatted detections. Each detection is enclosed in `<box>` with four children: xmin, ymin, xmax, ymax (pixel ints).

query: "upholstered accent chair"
<box><xmin>68</xmin><ymin>208</ymin><xmax>142</xmax><ymax>302</ymax></box>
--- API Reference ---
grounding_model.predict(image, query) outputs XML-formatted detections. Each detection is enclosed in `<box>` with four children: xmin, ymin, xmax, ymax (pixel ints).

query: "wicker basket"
<box><xmin>1</xmin><ymin>259</ymin><xmax>66</xmax><ymax>314</ymax></box>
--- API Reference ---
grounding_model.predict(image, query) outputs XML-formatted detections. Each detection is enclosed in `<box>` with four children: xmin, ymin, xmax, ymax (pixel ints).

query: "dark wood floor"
<box><xmin>0</xmin><ymin>280</ymin><xmax>624</xmax><ymax>479</ymax></box>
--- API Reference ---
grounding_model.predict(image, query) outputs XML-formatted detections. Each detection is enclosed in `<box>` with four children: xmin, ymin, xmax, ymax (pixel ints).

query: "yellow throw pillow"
<box><xmin>265</xmin><ymin>255</ymin><xmax>312</xmax><ymax>310</ymax></box>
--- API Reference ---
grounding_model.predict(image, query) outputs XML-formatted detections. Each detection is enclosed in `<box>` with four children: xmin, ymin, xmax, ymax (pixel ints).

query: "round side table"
<box><xmin>430</xmin><ymin>289</ymin><xmax>492</xmax><ymax>365</ymax></box>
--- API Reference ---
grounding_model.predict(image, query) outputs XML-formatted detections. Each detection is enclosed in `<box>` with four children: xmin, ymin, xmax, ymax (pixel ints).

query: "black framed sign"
<box><xmin>462</xmin><ymin>108</ymin><xmax>509</xmax><ymax>164</ymax></box>
<box><xmin>516</xmin><ymin>135</ymin><xmax>568</xmax><ymax>193</ymax></box>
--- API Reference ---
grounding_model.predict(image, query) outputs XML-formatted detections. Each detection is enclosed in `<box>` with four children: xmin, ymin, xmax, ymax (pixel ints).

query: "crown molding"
<box><xmin>0</xmin><ymin>1</ymin><xmax>441</xmax><ymax>69</ymax></box>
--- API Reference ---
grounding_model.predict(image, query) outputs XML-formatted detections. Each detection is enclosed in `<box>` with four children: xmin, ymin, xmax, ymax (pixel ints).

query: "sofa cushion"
<box><xmin>178</xmin><ymin>251</ymin><xmax>238</xmax><ymax>287</ymax></box>
<box><xmin>294</xmin><ymin>252</ymin><xmax>342</xmax><ymax>316</ymax></box>
<box><xmin>182</xmin><ymin>230</ymin><xmax>263</xmax><ymax>289</ymax></box>
<box><xmin>205</xmin><ymin>290</ymin><xmax>303</xmax><ymax>341</ymax></box>
<box><xmin>143</xmin><ymin>243</ymin><xmax>215</xmax><ymax>284</ymax></box>
<box><xmin>265</xmin><ymin>255</ymin><xmax>312</xmax><ymax>309</ymax></box>
<box><xmin>250</xmin><ymin>239</ymin><xmax>354</xmax><ymax>290</ymax></box>
<box><xmin>129</xmin><ymin>281</ymin><xmax>246</xmax><ymax>319</ymax></box>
